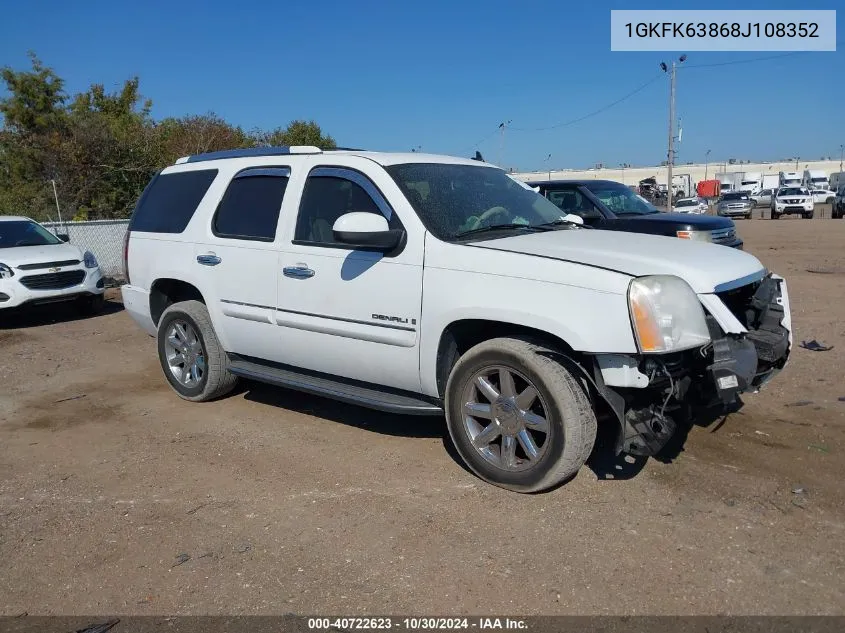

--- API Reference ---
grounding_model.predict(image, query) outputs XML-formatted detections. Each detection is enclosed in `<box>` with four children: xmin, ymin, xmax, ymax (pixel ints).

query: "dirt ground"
<box><xmin>1</xmin><ymin>218</ymin><xmax>844</xmax><ymax>616</ymax></box>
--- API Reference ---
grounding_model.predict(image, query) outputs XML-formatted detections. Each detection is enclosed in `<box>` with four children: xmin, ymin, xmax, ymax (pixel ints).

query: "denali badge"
<box><xmin>372</xmin><ymin>314</ymin><xmax>416</xmax><ymax>325</ymax></box>
<box><xmin>49</xmin><ymin>267</ymin><xmax>61</xmax><ymax>273</ymax></box>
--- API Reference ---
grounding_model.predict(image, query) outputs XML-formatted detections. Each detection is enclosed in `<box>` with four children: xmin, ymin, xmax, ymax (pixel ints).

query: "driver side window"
<box><xmin>546</xmin><ymin>188</ymin><xmax>602</xmax><ymax>219</ymax></box>
<box><xmin>294</xmin><ymin>168</ymin><xmax>401</xmax><ymax>246</ymax></box>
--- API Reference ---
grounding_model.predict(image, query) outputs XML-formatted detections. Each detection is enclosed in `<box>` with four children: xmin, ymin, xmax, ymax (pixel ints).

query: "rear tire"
<box><xmin>157</xmin><ymin>300</ymin><xmax>238</xmax><ymax>402</ymax></box>
<box><xmin>445</xmin><ymin>337</ymin><xmax>597</xmax><ymax>493</ymax></box>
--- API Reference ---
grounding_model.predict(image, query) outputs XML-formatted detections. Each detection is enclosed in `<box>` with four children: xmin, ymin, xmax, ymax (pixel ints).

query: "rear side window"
<box><xmin>213</xmin><ymin>168</ymin><xmax>290</xmax><ymax>241</ymax></box>
<box><xmin>130</xmin><ymin>169</ymin><xmax>218</xmax><ymax>233</ymax></box>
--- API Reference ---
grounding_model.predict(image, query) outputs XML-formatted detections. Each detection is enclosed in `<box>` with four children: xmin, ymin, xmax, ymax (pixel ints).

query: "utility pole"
<box><xmin>704</xmin><ymin>149</ymin><xmax>711</xmax><ymax>181</ymax></box>
<box><xmin>839</xmin><ymin>144</ymin><xmax>843</xmax><ymax>174</ymax></box>
<box><xmin>543</xmin><ymin>153</ymin><xmax>552</xmax><ymax>180</ymax></box>
<box><xmin>498</xmin><ymin>120</ymin><xmax>511</xmax><ymax>168</ymax></box>
<box><xmin>661</xmin><ymin>56</ymin><xmax>686</xmax><ymax>211</ymax></box>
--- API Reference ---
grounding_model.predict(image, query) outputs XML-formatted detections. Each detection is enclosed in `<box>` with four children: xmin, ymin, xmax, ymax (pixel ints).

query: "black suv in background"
<box><xmin>527</xmin><ymin>179</ymin><xmax>743</xmax><ymax>249</ymax></box>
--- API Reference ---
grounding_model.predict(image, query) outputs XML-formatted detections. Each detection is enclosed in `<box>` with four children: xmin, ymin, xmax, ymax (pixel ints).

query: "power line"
<box><xmin>509</xmin><ymin>73</ymin><xmax>664</xmax><ymax>132</ymax></box>
<box><xmin>680</xmin><ymin>51</ymin><xmax>803</xmax><ymax>69</ymax></box>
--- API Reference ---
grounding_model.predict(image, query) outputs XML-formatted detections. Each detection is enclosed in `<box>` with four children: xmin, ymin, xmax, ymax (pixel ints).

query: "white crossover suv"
<box><xmin>0</xmin><ymin>216</ymin><xmax>105</xmax><ymax>313</ymax></box>
<box><xmin>121</xmin><ymin>147</ymin><xmax>793</xmax><ymax>492</ymax></box>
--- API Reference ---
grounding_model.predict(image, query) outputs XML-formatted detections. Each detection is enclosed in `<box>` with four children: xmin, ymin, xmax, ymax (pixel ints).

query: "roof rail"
<box><xmin>175</xmin><ymin>146</ymin><xmax>322</xmax><ymax>164</ymax></box>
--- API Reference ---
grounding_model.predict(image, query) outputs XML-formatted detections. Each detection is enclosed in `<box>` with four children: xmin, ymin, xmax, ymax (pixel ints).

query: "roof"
<box><xmin>522</xmin><ymin>179</ymin><xmax>625</xmax><ymax>187</ymax></box>
<box><xmin>174</xmin><ymin>146</ymin><xmax>491</xmax><ymax>168</ymax></box>
<box><xmin>0</xmin><ymin>215</ymin><xmax>31</xmax><ymax>222</ymax></box>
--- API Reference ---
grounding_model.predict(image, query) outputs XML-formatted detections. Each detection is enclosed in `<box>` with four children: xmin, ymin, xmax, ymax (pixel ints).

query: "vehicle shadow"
<box><xmin>0</xmin><ymin>297</ymin><xmax>124</xmax><ymax>330</ymax></box>
<box><xmin>585</xmin><ymin>400</ymin><xmax>743</xmax><ymax>481</ymax></box>
<box><xmin>240</xmin><ymin>381</ymin><xmax>447</xmax><ymax>440</ymax></box>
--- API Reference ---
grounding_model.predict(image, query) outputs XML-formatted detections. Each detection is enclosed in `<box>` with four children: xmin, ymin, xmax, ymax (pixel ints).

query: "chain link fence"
<box><xmin>42</xmin><ymin>219</ymin><xmax>129</xmax><ymax>286</ymax></box>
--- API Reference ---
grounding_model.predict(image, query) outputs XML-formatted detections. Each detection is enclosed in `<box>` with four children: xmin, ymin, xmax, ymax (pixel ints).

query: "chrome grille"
<box><xmin>711</xmin><ymin>227</ymin><xmax>736</xmax><ymax>244</ymax></box>
<box><xmin>19</xmin><ymin>270</ymin><xmax>85</xmax><ymax>290</ymax></box>
<box><xmin>16</xmin><ymin>259</ymin><xmax>81</xmax><ymax>271</ymax></box>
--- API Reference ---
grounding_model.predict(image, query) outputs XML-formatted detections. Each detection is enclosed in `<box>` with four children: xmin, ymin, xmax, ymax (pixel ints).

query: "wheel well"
<box><xmin>435</xmin><ymin>319</ymin><xmax>580</xmax><ymax>398</ymax></box>
<box><xmin>435</xmin><ymin>319</ymin><xmax>621</xmax><ymax>446</ymax></box>
<box><xmin>150</xmin><ymin>279</ymin><xmax>205</xmax><ymax>325</ymax></box>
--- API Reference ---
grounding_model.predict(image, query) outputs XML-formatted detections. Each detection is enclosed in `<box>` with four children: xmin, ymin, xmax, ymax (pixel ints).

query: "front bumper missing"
<box><xmin>597</xmin><ymin>273</ymin><xmax>792</xmax><ymax>457</ymax></box>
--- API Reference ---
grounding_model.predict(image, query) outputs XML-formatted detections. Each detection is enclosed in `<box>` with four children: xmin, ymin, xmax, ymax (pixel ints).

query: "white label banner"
<box><xmin>611</xmin><ymin>10</ymin><xmax>836</xmax><ymax>51</ymax></box>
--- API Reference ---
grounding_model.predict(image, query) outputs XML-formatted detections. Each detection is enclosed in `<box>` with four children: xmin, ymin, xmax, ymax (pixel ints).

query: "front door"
<box><xmin>276</xmin><ymin>164</ymin><xmax>424</xmax><ymax>393</ymax></box>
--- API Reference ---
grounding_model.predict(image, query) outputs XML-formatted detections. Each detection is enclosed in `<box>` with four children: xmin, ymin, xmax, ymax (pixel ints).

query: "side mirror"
<box><xmin>560</xmin><ymin>213</ymin><xmax>584</xmax><ymax>225</ymax></box>
<box><xmin>332</xmin><ymin>212</ymin><xmax>404</xmax><ymax>252</ymax></box>
<box><xmin>57</xmin><ymin>233</ymin><xmax>70</xmax><ymax>242</ymax></box>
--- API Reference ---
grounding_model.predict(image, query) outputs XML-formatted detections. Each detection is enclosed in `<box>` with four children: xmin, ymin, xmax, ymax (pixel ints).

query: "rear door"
<box><xmin>274</xmin><ymin>157</ymin><xmax>425</xmax><ymax>392</ymax></box>
<box><xmin>192</xmin><ymin>166</ymin><xmax>291</xmax><ymax>360</ymax></box>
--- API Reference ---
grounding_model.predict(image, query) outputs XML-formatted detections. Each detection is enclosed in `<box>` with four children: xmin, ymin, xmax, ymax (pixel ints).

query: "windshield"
<box><xmin>811</xmin><ymin>177</ymin><xmax>827</xmax><ymax>183</ymax></box>
<box><xmin>385</xmin><ymin>164</ymin><xmax>567</xmax><ymax>240</ymax></box>
<box><xmin>0</xmin><ymin>220</ymin><xmax>62</xmax><ymax>249</ymax></box>
<box><xmin>674</xmin><ymin>199</ymin><xmax>696</xmax><ymax>207</ymax></box>
<box><xmin>582</xmin><ymin>183</ymin><xmax>658</xmax><ymax>215</ymax></box>
<box><xmin>779</xmin><ymin>188</ymin><xmax>807</xmax><ymax>196</ymax></box>
<box><xmin>722</xmin><ymin>193</ymin><xmax>748</xmax><ymax>201</ymax></box>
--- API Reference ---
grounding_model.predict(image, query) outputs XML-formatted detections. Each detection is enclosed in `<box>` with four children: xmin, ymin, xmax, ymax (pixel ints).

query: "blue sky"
<box><xmin>1</xmin><ymin>0</ymin><xmax>842</xmax><ymax>171</ymax></box>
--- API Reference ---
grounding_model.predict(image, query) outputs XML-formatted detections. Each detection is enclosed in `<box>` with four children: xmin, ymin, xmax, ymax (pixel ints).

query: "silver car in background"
<box><xmin>751</xmin><ymin>188</ymin><xmax>775</xmax><ymax>207</ymax></box>
<box><xmin>718</xmin><ymin>191</ymin><xmax>754</xmax><ymax>220</ymax></box>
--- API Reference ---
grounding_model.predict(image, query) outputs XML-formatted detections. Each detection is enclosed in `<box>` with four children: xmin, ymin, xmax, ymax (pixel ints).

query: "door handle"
<box><xmin>197</xmin><ymin>254</ymin><xmax>222</xmax><ymax>266</ymax></box>
<box><xmin>283</xmin><ymin>265</ymin><xmax>315</xmax><ymax>279</ymax></box>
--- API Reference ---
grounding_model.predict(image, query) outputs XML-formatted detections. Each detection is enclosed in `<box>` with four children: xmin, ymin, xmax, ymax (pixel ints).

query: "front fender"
<box><xmin>419</xmin><ymin>267</ymin><xmax>637</xmax><ymax>397</ymax></box>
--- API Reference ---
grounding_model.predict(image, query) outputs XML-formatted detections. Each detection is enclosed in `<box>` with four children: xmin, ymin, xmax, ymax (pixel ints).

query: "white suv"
<box><xmin>121</xmin><ymin>147</ymin><xmax>793</xmax><ymax>492</ymax></box>
<box><xmin>0</xmin><ymin>216</ymin><xmax>105</xmax><ymax>313</ymax></box>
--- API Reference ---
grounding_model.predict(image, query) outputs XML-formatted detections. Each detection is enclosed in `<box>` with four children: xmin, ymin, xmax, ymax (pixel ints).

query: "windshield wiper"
<box><xmin>537</xmin><ymin>218</ymin><xmax>592</xmax><ymax>229</ymax></box>
<box><xmin>454</xmin><ymin>223</ymin><xmax>553</xmax><ymax>239</ymax></box>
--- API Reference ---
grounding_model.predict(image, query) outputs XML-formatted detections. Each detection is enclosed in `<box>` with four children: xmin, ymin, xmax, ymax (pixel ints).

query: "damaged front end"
<box><xmin>593</xmin><ymin>272</ymin><xmax>792</xmax><ymax>457</ymax></box>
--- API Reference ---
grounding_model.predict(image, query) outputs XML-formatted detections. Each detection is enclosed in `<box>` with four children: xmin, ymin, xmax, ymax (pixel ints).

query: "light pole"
<box><xmin>839</xmin><ymin>144</ymin><xmax>843</xmax><ymax>174</ymax></box>
<box><xmin>543</xmin><ymin>153</ymin><xmax>552</xmax><ymax>180</ymax></box>
<box><xmin>704</xmin><ymin>149</ymin><xmax>711</xmax><ymax>181</ymax></box>
<box><xmin>498</xmin><ymin>120</ymin><xmax>511</xmax><ymax>168</ymax></box>
<box><xmin>795</xmin><ymin>156</ymin><xmax>800</xmax><ymax>171</ymax></box>
<box><xmin>49</xmin><ymin>179</ymin><xmax>64</xmax><ymax>229</ymax></box>
<box><xmin>619</xmin><ymin>163</ymin><xmax>627</xmax><ymax>185</ymax></box>
<box><xmin>660</xmin><ymin>55</ymin><xmax>686</xmax><ymax>211</ymax></box>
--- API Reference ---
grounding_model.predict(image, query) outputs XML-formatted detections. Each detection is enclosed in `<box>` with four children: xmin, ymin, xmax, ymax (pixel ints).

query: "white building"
<box><xmin>510</xmin><ymin>159</ymin><xmax>843</xmax><ymax>189</ymax></box>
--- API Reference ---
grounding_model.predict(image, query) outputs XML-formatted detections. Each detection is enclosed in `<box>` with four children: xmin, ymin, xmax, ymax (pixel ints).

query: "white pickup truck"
<box><xmin>121</xmin><ymin>147</ymin><xmax>792</xmax><ymax>492</ymax></box>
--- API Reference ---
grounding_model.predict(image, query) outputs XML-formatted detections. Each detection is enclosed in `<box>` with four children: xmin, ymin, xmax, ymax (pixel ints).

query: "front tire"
<box><xmin>445</xmin><ymin>337</ymin><xmax>597</xmax><ymax>493</ymax></box>
<box><xmin>157</xmin><ymin>300</ymin><xmax>238</xmax><ymax>402</ymax></box>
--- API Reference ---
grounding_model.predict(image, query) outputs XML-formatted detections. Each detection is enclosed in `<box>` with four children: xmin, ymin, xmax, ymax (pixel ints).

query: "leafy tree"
<box><xmin>260</xmin><ymin>120</ymin><xmax>336</xmax><ymax>149</ymax></box>
<box><xmin>0</xmin><ymin>55</ymin><xmax>338</xmax><ymax>220</ymax></box>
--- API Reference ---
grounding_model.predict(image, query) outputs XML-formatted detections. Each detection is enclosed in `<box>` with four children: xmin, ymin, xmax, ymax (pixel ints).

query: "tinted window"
<box><xmin>546</xmin><ymin>189</ymin><xmax>602</xmax><ymax>219</ymax></box>
<box><xmin>130</xmin><ymin>169</ymin><xmax>217</xmax><ymax>233</ymax></box>
<box><xmin>583</xmin><ymin>183</ymin><xmax>659</xmax><ymax>215</ymax></box>
<box><xmin>295</xmin><ymin>174</ymin><xmax>393</xmax><ymax>244</ymax></box>
<box><xmin>213</xmin><ymin>169</ymin><xmax>289</xmax><ymax>241</ymax></box>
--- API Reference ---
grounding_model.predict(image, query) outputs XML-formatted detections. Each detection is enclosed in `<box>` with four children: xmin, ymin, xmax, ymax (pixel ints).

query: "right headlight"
<box><xmin>676</xmin><ymin>230</ymin><xmax>712</xmax><ymax>242</ymax></box>
<box><xmin>0</xmin><ymin>263</ymin><xmax>13</xmax><ymax>279</ymax></box>
<box><xmin>628</xmin><ymin>275</ymin><xmax>711</xmax><ymax>353</ymax></box>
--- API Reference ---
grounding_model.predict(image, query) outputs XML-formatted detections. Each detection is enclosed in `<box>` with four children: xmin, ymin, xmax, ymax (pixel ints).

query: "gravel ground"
<box><xmin>1</xmin><ymin>218</ymin><xmax>844</xmax><ymax>616</ymax></box>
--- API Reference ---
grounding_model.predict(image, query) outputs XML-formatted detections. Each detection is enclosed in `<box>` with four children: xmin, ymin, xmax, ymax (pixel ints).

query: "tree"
<box><xmin>1</xmin><ymin>54</ymin><xmax>339</xmax><ymax>220</ymax></box>
<box><xmin>260</xmin><ymin>120</ymin><xmax>336</xmax><ymax>149</ymax></box>
<box><xmin>0</xmin><ymin>52</ymin><xmax>66</xmax><ymax>133</ymax></box>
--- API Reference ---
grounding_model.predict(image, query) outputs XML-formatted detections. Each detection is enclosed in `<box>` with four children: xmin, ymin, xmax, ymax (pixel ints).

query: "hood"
<box><xmin>0</xmin><ymin>242</ymin><xmax>83</xmax><ymax>267</ymax></box>
<box><xmin>474</xmin><ymin>229</ymin><xmax>764</xmax><ymax>294</ymax></box>
<box><xmin>619</xmin><ymin>212</ymin><xmax>731</xmax><ymax>229</ymax></box>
